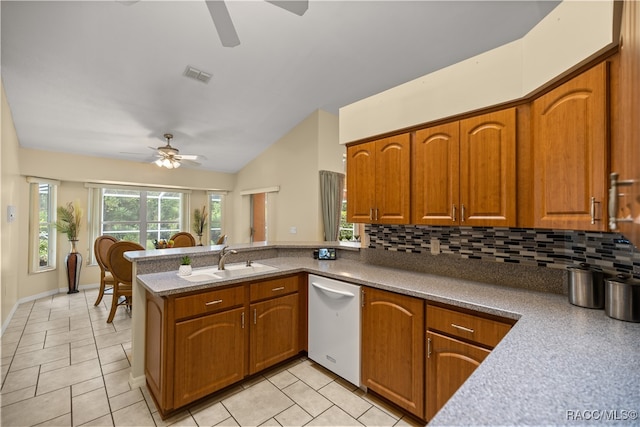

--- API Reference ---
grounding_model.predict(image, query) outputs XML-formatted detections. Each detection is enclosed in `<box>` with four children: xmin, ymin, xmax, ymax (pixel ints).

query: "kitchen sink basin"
<box><xmin>179</xmin><ymin>262</ymin><xmax>277</xmax><ymax>282</ymax></box>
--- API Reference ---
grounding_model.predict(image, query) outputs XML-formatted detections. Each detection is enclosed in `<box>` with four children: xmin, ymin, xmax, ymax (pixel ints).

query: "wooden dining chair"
<box><xmin>106</xmin><ymin>241</ymin><xmax>144</xmax><ymax>323</ymax></box>
<box><xmin>93</xmin><ymin>235</ymin><xmax>118</xmax><ymax>306</ymax></box>
<box><xmin>169</xmin><ymin>232</ymin><xmax>196</xmax><ymax>247</ymax></box>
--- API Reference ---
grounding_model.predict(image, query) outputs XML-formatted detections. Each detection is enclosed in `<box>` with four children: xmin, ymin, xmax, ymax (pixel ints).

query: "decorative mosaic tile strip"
<box><xmin>366</xmin><ymin>225</ymin><xmax>640</xmax><ymax>276</ymax></box>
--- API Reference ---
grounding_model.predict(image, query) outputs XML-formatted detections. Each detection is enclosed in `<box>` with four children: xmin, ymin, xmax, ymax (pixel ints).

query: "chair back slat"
<box><xmin>170</xmin><ymin>232</ymin><xmax>196</xmax><ymax>247</ymax></box>
<box><xmin>107</xmin><ymin>241</ymin><xmax>145</xmax><ymax>285</ymax></box>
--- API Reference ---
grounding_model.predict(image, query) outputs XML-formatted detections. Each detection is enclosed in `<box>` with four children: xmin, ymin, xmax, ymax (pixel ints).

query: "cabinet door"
<box><xmin>375</xmin><ymin>134</ymin><xmax>411</xmax><ymax>224</ymax></box>
<box><xmin>174</xmin><ymin>307</ymin><xmax>246</xmax><ymax>408</ymax></box>
<box><xmin>532</xmin><ymin>63</ymin><xmax>608</xmax><ymax>230</ymax></box>
<box><xmin>346</xmin><ymin>141</ymin><xmax>376</xmax><ymax>223</ymax></box>
<box><xmin>459</xmin><ymin>108</ymin><xmax>516</xmax><ymax>227</ymax></box>
<box><xmin>361</xmin><ymin>287</ymin><xmax>424</xmax><ymax>418</ymax></box>
<box><xmin>413</xmin><ymin>122</ymin><xmax>460</xmax><ymax>225</ymax></box>
<box><xmin>426</xmin><ymin>331</ymin><xmax>490</xmax><ymax>421</ymax></box>
<box><xmin>250</xmin><ymin>293</ymin><xmax>299</xmax><ymax>374</ymax></box>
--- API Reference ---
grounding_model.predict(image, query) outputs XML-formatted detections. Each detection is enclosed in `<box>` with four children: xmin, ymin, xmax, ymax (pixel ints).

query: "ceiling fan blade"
<box><xmin>175</xmin><ymin>154</ymin><xmax>200</xmax><ymax>161</ymax></box>
<box><xmin>181</xmin><ymin>159</ymin><xmax>202</xmax><ymax>167</ymax></box>
<box><xmin>265</xmin><ymin>0</ymin><xmax>308</xmax><ymax>16</ymax></box>
<box><xmin>205</xmin><ymin>1</ymin><xmax>240</xmax><ymax>48</ymax></box>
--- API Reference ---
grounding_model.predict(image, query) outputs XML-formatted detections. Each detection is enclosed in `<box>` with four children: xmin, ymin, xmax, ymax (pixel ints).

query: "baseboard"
<box><xmin>129</xmin><ymin>372</ymin><xmax>146</xmax><ymax>389</ymax></box>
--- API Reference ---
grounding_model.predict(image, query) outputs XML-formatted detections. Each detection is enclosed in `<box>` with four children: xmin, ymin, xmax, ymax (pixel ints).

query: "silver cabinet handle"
<box><xmin>254</xmin><ymin>308</ymin><xmax>257</xmax><ymax>325</ymax></box>
<box><xmin>452</xmin><ymin>204</ymin><xmax>457</xmax><ymax>222</ymax></box>
<box><xmin>461</xmin><ymin>204</ymin><xmax>466</xmax><ymax>222</ymax></box>
<box><xmin>369</xmin><ymin>208</ymin><xmax>374</xmax><ymax>221</ymax></box>
<box><xmin>609</xmin><ymin>172</ymin><xmax>638</xmax><ymax>230</ymax></box>
<box><xmin>205</xmin><ymin>299</ymin><xmax>223</xmax><ymax>306</ymax></box>
<box><xmin>272</xmin><ymin>286</ymin><xmax>285</xmax><ymax>292</ymax></box>
<box><xmin>375</xmin><ymin>208</ymin><xmax>379</xmax><ymax>221</ymax></box>
<box><xmin>590</xmin><ymin>196</ymin><xmax>602</xmax><ymax>225</ymax></box>
<box><xmin>451</xmin><ymin>323</ymin><xmax>475</xmax><ymax>334</ymax></box>
<box><xmin>241</xmin><ymin>311</ymin><xmax>245</xmax><ymax>329</ymax></box>
<box><xmin>427</xmin><ymin>337</ymin><xmax>432</xmax><ymax>358</ymax></box>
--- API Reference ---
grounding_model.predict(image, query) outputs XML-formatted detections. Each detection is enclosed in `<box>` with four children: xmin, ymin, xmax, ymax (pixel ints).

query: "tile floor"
<box><xmin>1</xmin><ymin>289</ymin><xmax>424</xmax><ymax>427</ymax></box>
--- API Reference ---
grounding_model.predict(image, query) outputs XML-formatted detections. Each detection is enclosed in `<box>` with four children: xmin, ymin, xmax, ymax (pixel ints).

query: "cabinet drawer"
<box><xmin>427</xmin><ymin>305</ymin><xmax>511</xmax><ymax>348</ymax></box>
<box><xmin>250</xmin><ymin>275</ymin><xmax>299</xmax><ymax>302</ymax></box>
<box><xmin>174</xmin><ymin>286</ymin><xmax>244</xmax><ymax>320</ymax></box>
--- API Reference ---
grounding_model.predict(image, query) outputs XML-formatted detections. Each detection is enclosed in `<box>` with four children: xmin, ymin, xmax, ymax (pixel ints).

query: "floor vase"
<box><xmin>66</xmin><ymin>240</ymin><xmax>82</xmax><ymax>294</ymax></box>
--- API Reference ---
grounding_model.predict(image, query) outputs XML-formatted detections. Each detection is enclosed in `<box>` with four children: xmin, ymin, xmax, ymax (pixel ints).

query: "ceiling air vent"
<box><xmin>184</xmin><ymin>66</ymin><xmax>212</xmax><ymax>84</ymax></box>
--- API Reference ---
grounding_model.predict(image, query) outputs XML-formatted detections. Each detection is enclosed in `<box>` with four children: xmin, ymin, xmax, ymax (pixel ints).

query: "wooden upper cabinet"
<box><xmin>347</xmin><ymin>134</ymin><xmax>411</xmax><ymax>224</ymax></box>
<box><xmin>412</xmin><ymin>108</ymin><xmax>516</xmax><ymax>226</ymax></box>
<box><xmin>532</xmin><ymin>63</ymin><xmax>608</xmax><ymax>230</ymax></box>
<box><xmin>460</xmin><ymin>108</ymin><xmax>516</xmax><ymax>227</ymax></box>
<box><xmin>413</xmin><ymin>122</ymin><xmax>460</xmax><ymax>224</ymax></box>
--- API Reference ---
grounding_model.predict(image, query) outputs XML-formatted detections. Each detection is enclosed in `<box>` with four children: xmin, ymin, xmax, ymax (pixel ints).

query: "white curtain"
<box><xmin>319</xmin><ymin>170</ymin><xmax>345</xmax><ymax>241</ymax></box>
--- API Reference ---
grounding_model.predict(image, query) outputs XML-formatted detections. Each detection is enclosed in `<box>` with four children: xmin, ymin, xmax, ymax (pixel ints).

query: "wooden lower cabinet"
<box><xmin>426</xmin><ymin>331</ymin><xmax>490</xmax><ymax>420</ymax></box>
<box><xmin>145</xmin><ymin>274</ymin><xmax>305</xmax><ymax>419</ymax></box>
<box><xmin>250</xmin><ymin>293</ymin><xmax>299</xmax><ymax>374</ymax></box>
<box><xmin>361</xmin><ymin>287</ymin><xmax>425</xmax><ymax>418</ymax></box>
<box><xmin>174</xmin><ymin>307</ymin><xmax>246</xmax><ymax>407</ymax></box>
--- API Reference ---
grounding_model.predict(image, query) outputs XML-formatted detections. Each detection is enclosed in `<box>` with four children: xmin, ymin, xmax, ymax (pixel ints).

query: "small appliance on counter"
<box><xmin>313</xmin><ymin>248</ymin><xmax>336</xmax><ymax>260</ymax></box>
<box><xmin>604</xmin><ymin>275</ymin><xmax>640</xmax><ymax>322</ymax></box>
<box><xmin>567</xmin><ymin>263</ymin><xmax>605</xmax><ymax>309</ymax></box>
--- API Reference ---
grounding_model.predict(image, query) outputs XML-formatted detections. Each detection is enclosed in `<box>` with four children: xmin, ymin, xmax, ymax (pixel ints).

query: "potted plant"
<box><xmin>178</xmin><ymin>256</ymin><xmax>192</xmax><ymax>276</ymax></box>
<box><xmin>55</xmin><ymin>201</ymin><xmax>83</xmax><ymax>294</ymax></box>
<box><xmin>193</xmin><ymin>206</ymin><xmax>208</xmax><ymax>246</ymax></box>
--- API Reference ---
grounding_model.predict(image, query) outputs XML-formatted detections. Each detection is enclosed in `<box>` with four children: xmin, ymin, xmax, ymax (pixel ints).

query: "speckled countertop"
<box><xmin>137</xmin><ymin>257</ymin><xmax>640</xmax><ymax>426</ymax></box>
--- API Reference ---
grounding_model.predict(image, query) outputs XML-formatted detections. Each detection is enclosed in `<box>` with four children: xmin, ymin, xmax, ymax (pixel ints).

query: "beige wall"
<box><xmin>1</xmin><ymin>82</ymin><xmax>22</xmax><ymax>327</ymax></box>
<box><xmin>231</xmin><ymin>109</ymin><xmax>342</xmax><ymax>243</ymax></box>
<box><xmin>339</xmin><ymin>0</ymin><xmax>619</xmax><ymax>144</ymax></box>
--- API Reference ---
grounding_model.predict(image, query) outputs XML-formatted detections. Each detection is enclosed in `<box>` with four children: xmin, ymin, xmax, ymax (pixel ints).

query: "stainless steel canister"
<box><xmin>605</xmin><ymin>276</ymin><xmax>640</xmax><ymax>322</ymax></box>
<box><xmin>567</xmin><ymin>263</ymin><xmax>605</xmax><ymax>309</ymax></box>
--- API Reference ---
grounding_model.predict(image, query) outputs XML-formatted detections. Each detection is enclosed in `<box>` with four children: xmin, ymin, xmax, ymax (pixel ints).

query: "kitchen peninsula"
<box><xmin>127</xmin><ymin>243</ymin><xmax>640</xmax><ymax>425</ymax></box>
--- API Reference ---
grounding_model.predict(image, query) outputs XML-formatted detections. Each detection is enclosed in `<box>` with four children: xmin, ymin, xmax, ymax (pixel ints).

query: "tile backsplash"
<box><xmin>366</xmin><ymin>224</ymin><xmax>640</xmax><ymax>277</ymax></box>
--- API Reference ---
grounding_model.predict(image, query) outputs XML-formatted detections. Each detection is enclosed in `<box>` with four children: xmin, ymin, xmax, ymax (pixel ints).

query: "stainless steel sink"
<box><xmin>179</xmin><ymin>262</ymin><xmax>277</xmax><ymax>282</ymax></box>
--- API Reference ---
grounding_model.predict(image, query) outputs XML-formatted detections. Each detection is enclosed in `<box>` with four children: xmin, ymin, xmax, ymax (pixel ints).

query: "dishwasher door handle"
<box><xmin>311</xmin><ymin>282</ymin><xmax>355</xmax><ymax>298</ymax></box>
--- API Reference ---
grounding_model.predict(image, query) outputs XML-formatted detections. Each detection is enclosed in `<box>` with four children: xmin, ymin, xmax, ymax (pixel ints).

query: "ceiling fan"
<box><xmin>119</xmin><ymin>0</ymin><xmax>309</xmax><ymax>48</ymax></box>
<box><xmin>151</xmin><ymin>133</ymin><xmax>203</xmax><ymax>169</ymax></box>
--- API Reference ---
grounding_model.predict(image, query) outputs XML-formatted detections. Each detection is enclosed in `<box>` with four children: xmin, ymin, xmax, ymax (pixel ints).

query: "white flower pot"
<box><xmin>178</xmin><ymin>265</ymin><xmax>192</xmax><ymax>276</ymax></box>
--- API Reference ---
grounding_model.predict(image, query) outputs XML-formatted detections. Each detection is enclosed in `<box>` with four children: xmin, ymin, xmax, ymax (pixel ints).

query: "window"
<box><xmin>339</xmin><ymin>183</ymin><xmax>357</xmax><ymax>241</ymax></box>
<box><xmin>29</xmin><ymin>179</ymin><xmax>58</xmax><ymax>272</ymax></box>
<box><xmin>209</xmin><ymin>193</ymin><xmax>224</xmax><ymax>244</ymax></box>
<box><xmin>99</xmin><ymin>187</ymin><xmax>185</xmax><ymax>250</ymax></box>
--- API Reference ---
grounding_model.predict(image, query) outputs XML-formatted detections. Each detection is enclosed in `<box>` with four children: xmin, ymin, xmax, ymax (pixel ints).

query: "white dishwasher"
<box><xmin>308</xmin><ymin>274</ymin><xmax>361</xmax><ymax>386</ymax></box>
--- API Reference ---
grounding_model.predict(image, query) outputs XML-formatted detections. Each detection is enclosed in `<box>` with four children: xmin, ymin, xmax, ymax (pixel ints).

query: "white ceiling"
<box><xmin>1</xmin><ymin>0</ymin><xmax>560</xmax><ymax>173</ymax></box>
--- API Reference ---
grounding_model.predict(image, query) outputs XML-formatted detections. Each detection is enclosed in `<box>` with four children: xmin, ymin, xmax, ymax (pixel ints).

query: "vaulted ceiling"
<box><xmin>1</xmin><ymin>1</ymin><xmax>560</xmax><ymax>172</ymax></box>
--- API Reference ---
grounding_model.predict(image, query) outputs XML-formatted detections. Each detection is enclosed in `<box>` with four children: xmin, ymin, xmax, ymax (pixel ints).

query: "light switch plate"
<box><xmin>430</xmin><ymin>238</ymin><xmax>440</xmax><ymax>255</ymax></box>
<box><xmin>7</xmin><ymin>205</ymin><xmax>16</xmax><ymax>223</ymax></box>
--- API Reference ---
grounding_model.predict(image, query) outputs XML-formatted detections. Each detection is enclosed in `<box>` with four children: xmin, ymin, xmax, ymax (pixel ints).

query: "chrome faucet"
<box><xmin>218</xmin><ymin>245</ymin><xmax>237</xmax><ymax>270</ymax></box>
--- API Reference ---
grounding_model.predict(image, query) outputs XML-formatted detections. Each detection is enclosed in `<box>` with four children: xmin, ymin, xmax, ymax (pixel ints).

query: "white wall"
<box><xmin>339</xmin><ymin>0</ymin><xmax>619</xmax><ymax>144</ymax></box>
<box><xmin>231</xmin><ymin>109</ymin><xmax>342</xmax><ymax>243</ymax></box>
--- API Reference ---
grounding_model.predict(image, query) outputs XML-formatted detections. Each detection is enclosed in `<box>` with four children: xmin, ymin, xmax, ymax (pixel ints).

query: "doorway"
<box><xmin>250</xmin><ymin>192</ymin><xmax>267</xmax><ymax>243</ymax></box>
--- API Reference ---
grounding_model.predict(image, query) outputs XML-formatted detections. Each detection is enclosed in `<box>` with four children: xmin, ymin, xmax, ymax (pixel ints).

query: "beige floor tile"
<box><xmin>274</xmin><ymin>404</ymin><xmax>313</xmax><ymax>426</ymax></box>
<box><xmin>41</xmin><ymin>357</ymin><xmax>72</xmax><ymax>373</ymax></box>
<box><xmin>2</xmin><ymin>329</ymin><xmax>24</xmax><ymax>345</ymax></box>
<box><xmin>267</xmin><ymin>369</ymin><xmax>299</xmax><ymax>390</ymax></box>
<box><xmin>355</xmin><ymin>390</ymin><xmax>406</xmax><ymax>420</ymax></box>
<box><xmin>17</xmin><ymin>331</ymin><xmax>47</xmax><ymax>349</ymax></box>
<box><xmin>109</xmin><ymin>388</ymin><xmax>144</xmax><ymax>412</ymax></box>
<box><xmin>215</xmin><ymin>417</ymin><xmax>239</xmax><ymax>427</ymax></box>
<box><xmin>103</xmin><ymin>367</ymin><xmax>132</xmax><ymax>398</ymax></box>
<box><xmin>45</xmin><ymin>329</ymin><xmax>94</xmax><ymax>348</ymax></box>
<box><xmin>73</xmin><ymin>387</ymin><xmax>111</xmax><ymax>426</ymax></box>
<box><xmin>0</xmin><ymin>385</ymin><xmax>36</xmax><ymax>407</ymax></box>
<box><xmin>222</xmin><ymin>380</ymin><xmax>293</xmax><ymax>426</ymax></box>
<box><xmin>319</xmin><ymin>381</ymin><xmax>372</xmax><ymax>419</ymax></box>
<box><xmin>1</xmin><ymin>387</ymin><xmax>71</xmax><ymax>427</ymax></box>
<box><xmin>35</xmin><ymin>412</ymin><xmax>72</xmax><ymax>426</ymax></box>
<box><xmin>358</xmin><ymin>406</ymin><xmax>398</xmax><ymax>427</ymax></box>
<box><xmin>78</xmin><ymin>413</ymin><xmax>114</xmax><ymax>426</ymax></box>
<box><xmin>259</xmin><ymin>417</ymin><xmax>279</xmax><ymax>426</ymax></box>
<box><xmin>191</xmin><ymin>401</ymin><xmax>232</xmax><ymax>426</ymax></box>
<box><xmin>282</xmin><ymin>380</ymin><xmax>332</xmax><ymax>417</ymax></box>
<box><xmin>102</xmin><ymin>359</ymin><xmax>131</xmax><ymax>375</ymax></box>
<box><xmin>111</xmin><ymin>400</ymin><xmax>155</xmax><ymax>427</ymax></box>
<box><xmin>287</xmin><ymin>361</ymin><xmax>336</xmax><ymax>390</ymax></box>
<box><xmin>394</xmin><ymin>415</ymin><xmax>425</xmax><ymax>427</ymax></box>
<box><xmin>72</xmin><ymin>377</ymin><xmax>105</xmax><ymax>397</ymax></box>
<box><xmin>71</xmin><ymin>337</ymin><xmax>98</xmax><ymax>349</ymax></box>
<box><xmin>98</xmin><ymin>344</ymin><xmax>127</xmax><ymax>366</ymax></box>
<box><xmin>72</xmin><ymin>343</ymin><xmax>99</xmax><ymax>365</ymax></box>
<box><xmin>2</xmin><ymin>365</ymin><xmax>40</xmax><ymax>393</ymax></box>
<box><xmin>1</xmin><ymin>340</ymin><xmax>19</xmax><ymax>359</ymax></box>
<box><xmin>24</xmin><ymin>318</ymin><xmax>70</xmax><ymax>335</ymax></box>
<box><xmin>15</xmin><ymin>341</ymin><xmax>46</xmax><ymax>355</ymax></box>
<box><xmin>9</xmin><ymin>343</ymin><xmax>70</xmax><ymax>371</ymax></box>
<box><xmin>37</xmin><ymin>358</ymin><xmax>102</xmax><ymax>395</ymax></box>
<box><xmin>94</xmin><ymin>330</ymin><xmax>131</xmax><ymax>350</ymax></box>
<box><xmin>306</xmin><ymin>405</ymin><xmax>362</xmax><ymax>426</ymax></box>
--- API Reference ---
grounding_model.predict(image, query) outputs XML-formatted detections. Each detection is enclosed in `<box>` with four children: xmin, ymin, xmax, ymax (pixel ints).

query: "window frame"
<box><xmin>208</xmin><ymin>192</ymin><xmax>225</xmax><ymax>245</ymax></box>
<box><xmin>28</xmin><ymin>178</ymin><xmax>59</xmax><ymax>273</ymax></box>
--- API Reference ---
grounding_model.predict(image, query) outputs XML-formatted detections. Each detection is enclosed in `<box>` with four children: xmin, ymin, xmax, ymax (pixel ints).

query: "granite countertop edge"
<box><xmin>136</xmin><ymin>257</ymin><xmax>640</xmax><ymax>426</ymax></box>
